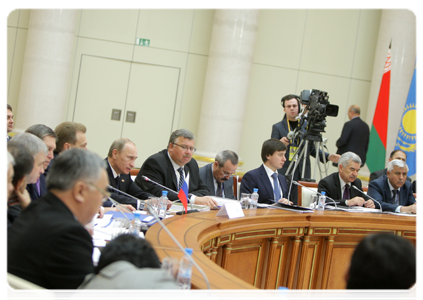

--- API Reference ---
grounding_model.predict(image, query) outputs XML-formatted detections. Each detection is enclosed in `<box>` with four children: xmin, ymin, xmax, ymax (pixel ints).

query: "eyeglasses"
<box><xmin>218</xmin><ymin>164</ymin><xmax>236</xmax><ymax>177</ymax></box>
<box><xmin>85</xmin><ymin>182</ymin><xmax>110</xmax><ymax>203</ymax></box>
<box><xmin>173</xmin><ymin>143</ymin><xmax>196</xmax><ymax>153</ymax></box>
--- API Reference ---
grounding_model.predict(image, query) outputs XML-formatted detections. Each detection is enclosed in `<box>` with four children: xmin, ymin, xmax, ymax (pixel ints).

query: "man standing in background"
<box><xmin>7</xmin><ymin>104</ymin><xmax>14</xmax><ymax>141</ymax></box>
<box><xmin>335</xmin><ymin>105</ymin><xmax>369</xmax><ymax>167</ymax></box>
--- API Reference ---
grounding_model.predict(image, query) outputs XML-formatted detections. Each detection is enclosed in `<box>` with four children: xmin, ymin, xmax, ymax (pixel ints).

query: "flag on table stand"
<box><xmin>367</xmin><ymin>42</ymin><xmax>391</xmax><ymax>173</ymax></box>
<box><xmin>394</xmin><ymin>65</ymin><xmax>416</xmax><ymax>176</ymax></box>
<box><xmin>178</xmin><ymin>173</ymin><xmax>189</xmax><ymax>213</ymax></box>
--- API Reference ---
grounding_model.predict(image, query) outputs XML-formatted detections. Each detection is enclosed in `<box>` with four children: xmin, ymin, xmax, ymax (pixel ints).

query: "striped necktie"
<box><xmin>178</xmin><ymin>167</ymin><xmax>184</xmax><ymax>190</ymax></box>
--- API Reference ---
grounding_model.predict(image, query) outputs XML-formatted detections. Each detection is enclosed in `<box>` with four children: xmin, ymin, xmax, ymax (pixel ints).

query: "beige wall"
<box><xmin>7</xmin><ymin>9</ymin><xmax>382</xmax><ymax>179</ymax></box>
<box><xmin>7</xmin><ymin>9</ymin><xmax>30</xmax><ymax>114</ymax></box>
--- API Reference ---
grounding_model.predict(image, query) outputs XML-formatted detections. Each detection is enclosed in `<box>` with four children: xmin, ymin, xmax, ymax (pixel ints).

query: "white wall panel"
<box><xmin>79</xmin><ymin>9</ymin><xmax>139</xmax><ymax>44</ymax></box>
<box><xmin>123</xmin><ymin>63</ymin><xmax>180</xmax><ymax>165</ymax></box>
<box><xmin>73</xmin><ymin>55</ymin><xmax>131</xmax><ymax>157</ymax></box>
<box><xmin>254</xmin><ymin>9</ymin><xmax>307</xmax><ymax>69</ymax></box>
<box><xmin>300</xmin><ymin>10</ymin><xmax>360</xmax><ymax>78</ymax></box>
<box><xmin>137</xmin><ymin>9</ymin><xmax>194</xmax><ymax>52</ymax></box>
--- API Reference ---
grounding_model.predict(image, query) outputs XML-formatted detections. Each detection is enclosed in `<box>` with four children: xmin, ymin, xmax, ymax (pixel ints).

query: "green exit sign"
<box><xmin>136</xmin><ymin>38</ymin><xmax>150</xmax><ymax>47</ymax></box>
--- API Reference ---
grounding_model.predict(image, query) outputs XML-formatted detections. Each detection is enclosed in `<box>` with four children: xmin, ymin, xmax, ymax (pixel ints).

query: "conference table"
<box><xmin>145</xmin><ymin>207</ymin><xmax>416</xmax><ymax>290</ymax></box>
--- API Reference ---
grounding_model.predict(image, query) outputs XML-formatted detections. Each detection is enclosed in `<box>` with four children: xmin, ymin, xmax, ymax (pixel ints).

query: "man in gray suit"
<box><xmin>78</xmin><ymin>234</ymin><xmax>178</xmax><ymax>289</ymax></box>
<box><xmin>199</xmin><ymin>150</ymin><xmax>238</xmax><ymax>199</ymax></box>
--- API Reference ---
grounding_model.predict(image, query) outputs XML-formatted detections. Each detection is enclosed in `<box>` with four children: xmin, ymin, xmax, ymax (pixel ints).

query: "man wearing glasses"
<box><xmin>199</xmin><ymin>150</ymin><xmax>238</xmax><ymax>199</ymax></box>
<box><xmin>136</xmin><ymin>129</ymin><xmax>217</xmax><ymax>208</ymax></box>
<box><xmin>8</xmin><ymin>149</ymin><xmax>108</xmax><ymax>289</ymax></box>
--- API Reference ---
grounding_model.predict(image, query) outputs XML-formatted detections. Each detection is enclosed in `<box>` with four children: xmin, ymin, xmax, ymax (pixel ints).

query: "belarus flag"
<box><xmin>367</xmin><ymin>42</ymin><xmax>391</xmax><ymax>173</ymax></box>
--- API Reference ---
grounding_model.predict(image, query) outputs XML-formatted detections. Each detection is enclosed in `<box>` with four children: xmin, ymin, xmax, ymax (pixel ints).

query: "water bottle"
<box><xmin>250</xmin><ymin>188</ymin><xmax>259</xmax><ymax>209</ymax></box>
<box><xmin>132</xmin><ymin>211</ymin><xmax>142</xmax><ymax>236</ymax></box>
<box><xmin>158</xmin><ymin>191</ymin><xmax>168</xmax><ymax>218</ymax></box>
<box><xmin>274</xmin><ymin>286</ymin><xmax>289</xmax><ymax>300</ymax></box>
<box><xmin>177</xmin><ymin>248</ymin><xmax>193</xmax><ymax>289</ymax></box>
<box><xmin>317</xmin><ymin>191</ymin><xmax>326</xmax><ymax>211</ymax></box>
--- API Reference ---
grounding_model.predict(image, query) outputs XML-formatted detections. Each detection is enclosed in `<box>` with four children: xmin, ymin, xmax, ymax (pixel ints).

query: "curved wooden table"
<box><xmin>145</xmin><ymin>209</ymin><xmax>416</xmax><ymax>289</ymax></box>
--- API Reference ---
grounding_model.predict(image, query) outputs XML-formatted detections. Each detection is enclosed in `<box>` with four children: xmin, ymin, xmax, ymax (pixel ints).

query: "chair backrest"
<box><xmin>297</xmin><ymin>181</ymin><xmax>319</xmax><ymax>207</ymax></box>
<box><xmin>130</xmin><ymin>168</ymin><xmax>140</xmax><ymax>176</ymax></box>
<box><xmin>5</xmin><ymin>272</ymin><xmax>56</xmax><ymax>300</ymax></box>
<box><xmin>233</xmin><ymin>176</ymin><xmax>242</xmax><ymax>200</ymax></box>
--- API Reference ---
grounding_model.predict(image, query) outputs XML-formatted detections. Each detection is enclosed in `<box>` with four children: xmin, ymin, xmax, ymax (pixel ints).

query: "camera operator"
<box><xmin>271</xmin><ymin>94</ymin><xmax>340</xmax><ymax>204</ymax></box>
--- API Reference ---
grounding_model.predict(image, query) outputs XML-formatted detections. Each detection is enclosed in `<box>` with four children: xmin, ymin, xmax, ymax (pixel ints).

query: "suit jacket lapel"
<box><xmin>333</xmin><ymin>173</ymin><xmax>342</xmax><ymax>199</ymax></box>
<box><xmin>259</xmin><ymin>165</ymin><xmax>275</xmax><ymax>201</ymax></box>
<box><xmin>206</xmin><ymin>164</ymin><xmax>215</xmax><ymax>195</ymax></box>
<box><xmin>163</xmin><ymin>150</ymin><xmax>178</xmax><ymax>190</ymax></box>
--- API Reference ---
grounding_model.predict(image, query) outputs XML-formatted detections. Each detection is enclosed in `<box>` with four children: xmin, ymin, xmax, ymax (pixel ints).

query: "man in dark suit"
<box><xmin>240</xmin><ymin>139</ymin><xmax>292</xmax><ymax>205</ymax></box>
<box><xmin>369</xmin><ymin>149</ymin><xmax>412</xmax><ymax>183</ymax></box>
<box><xmin>271</xmin><ymin>94</ymin><xmax>340</xmax><ymax>203</ymax></box>
<box><xmin>105</xmin><ymin>138</ymin><xmax>153</xmax><ymax>209</ymax></box>
<box><xmin>335</xmin><ymin>105</ymin><xmax>369</xmax><ymax>166</ymax></box>
<box><xmin>199</xmin><ymin>150</ymin><xmax>238</xmax><ymax>199</ymax></box>
<box><xmin>7</xmin><ymin>104</ymin><xmax>14</xmax><ymax>141</ymax></box>
<box><xmin>367</xmin><ymin>160</ymin><xmax>416</xmax><ymax>213</ymax></box>
<box><xmin>9</xmin><ymin>132</ymin><xmax>48</xmax><ymax>217</ymax></box>
<box><xmin>135</xmin><ymin>129</ymin><xmax>216</xmax><ymax>207</ymax></box>
<box><xmin>318</xmin><ymin>152</ymin><xmax>375</xmax><ymax>208</ymax></box>
<box><xmin>326</xmin><ymin>233</ymin><xmax>420</xmax><ymax>300</ymax></box>
<box><xmin>25</xmin><ymin>124</ymin><xmax>57</xmax><ymax>202</ymax></box>
<box><xmin>8</xmin><ymin>149</ymin><xmax>108</xmax><ymax>289</ymax></box>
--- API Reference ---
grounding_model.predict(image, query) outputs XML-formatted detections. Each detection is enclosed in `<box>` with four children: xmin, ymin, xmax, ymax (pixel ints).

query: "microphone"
<box><xmin>292</xmin><ymin>181</ymin><xmax>338</xmax><ymax>209</ymax></box>
<box><xmin>107</xmin><ymin>197</ymin><xmax>132</xmax><ymax>221</ymax></box>
<box><xmin>108</xmin><ymin>185</ymin><xmax>146</xmax><ymax>211</ymax></box>
<box><xmin>142</xmin><ymin>176</ymin><xmax>178</xmax><ymax>195</ymax></box>
<box><xmin>352</xmin><ymin>185</ymin><xmax>383</xmax><ymax>212</ymax></box>
<box><xmin>144</xmin><ymin>202</ymin><xmax>211</xmax><ymax>289</ymax></box>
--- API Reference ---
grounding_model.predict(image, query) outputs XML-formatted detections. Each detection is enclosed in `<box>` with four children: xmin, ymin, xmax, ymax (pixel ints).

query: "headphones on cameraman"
<box><xmin>281</xmin><ymin>94</ymin><xmax>301</xmax><ymax>109</ymax></box>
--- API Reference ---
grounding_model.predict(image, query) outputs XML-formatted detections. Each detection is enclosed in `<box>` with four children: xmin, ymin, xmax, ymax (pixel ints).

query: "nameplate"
<box><xmin>215</xmin><ymin>202</ymin><xmax>244</xmax><ymax>219</ymax></box>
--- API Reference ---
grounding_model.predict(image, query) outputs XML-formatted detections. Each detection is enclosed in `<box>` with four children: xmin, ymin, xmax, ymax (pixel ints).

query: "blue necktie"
<box><xmin>272</xmin><ymin>173</ymin><xmax>281</xmax><ymax>202</ymax></box>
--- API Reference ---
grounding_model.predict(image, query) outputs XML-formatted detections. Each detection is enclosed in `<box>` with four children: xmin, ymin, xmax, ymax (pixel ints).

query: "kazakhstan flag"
<box><xmin>394</xmin><ymin>66</ymin><xmax>416</xmax><ymax>176</ymax></box>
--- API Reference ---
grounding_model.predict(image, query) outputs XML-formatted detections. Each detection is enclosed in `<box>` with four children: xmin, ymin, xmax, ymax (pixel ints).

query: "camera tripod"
<box><xmin>284</xmin><ymin>136</ymin><xmax>329</xmax><ymax>200</ymax></box>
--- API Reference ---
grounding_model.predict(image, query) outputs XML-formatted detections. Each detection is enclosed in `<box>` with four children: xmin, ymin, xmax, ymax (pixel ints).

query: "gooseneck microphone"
<box><xmin>292</xmin><ymin>181</ymin><xmax>338</xmax><ymax>209</ymax></box>
<box><xmin>142</xmin><ymin>176</ymin><xmax>179</xmax><ymax>195</ymax></box>
<box><xmin>144</xmin><ymin>202</ymin><xmax>211</xmax><ymax>289</ymax></box>
<box><xmin>352</xmin><ymin>185</ymin><xmax>383</xmax><ymax>213</ymax></box>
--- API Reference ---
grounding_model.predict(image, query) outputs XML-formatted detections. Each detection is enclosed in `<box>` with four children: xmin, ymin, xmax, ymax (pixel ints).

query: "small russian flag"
<box><xmin>178</xmin><ymin>174</ymin><xmax>189</xmax><ymax>213</ymax></box>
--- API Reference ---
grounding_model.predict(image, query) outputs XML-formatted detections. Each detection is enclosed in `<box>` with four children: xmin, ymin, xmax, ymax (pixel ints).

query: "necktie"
<box><xmin>343</xmin><ymin>184</ymin><xmax>350</xmax><ymax>200</ymax></box>
<box><xmin>272</xmin><ymin>173</ymin><xmax>281</xmax><ymax>202</ymax></box>
<box><xmin>178</xmin><ymin>167</ymin><xmax>184</xmax><ymax>191</ymax></box>
<box><xmin>392</xmin><ymin>190</ymin><xmax>398</xmax><ymax>204</ymax></box>
<box><xmin>216</xmin><ymin>182</ymin><xmax>223</xmax><ymax>197</ymax></box>
<box><xmin>35</xmin><ymin>178</ymin><xmax>41</xmax><ymax>196</ymax></box>
<box><xmin>115</xmin><ymin>175</ymin><xmax>120</xmax><ymax>189</ymax></box>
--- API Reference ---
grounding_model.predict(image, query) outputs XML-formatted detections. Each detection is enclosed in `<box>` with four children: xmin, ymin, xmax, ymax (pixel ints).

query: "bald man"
<box><xmin>335</xmin><ymin>105</ymin><xmax>370</xmax><ymax>166</ymax></box>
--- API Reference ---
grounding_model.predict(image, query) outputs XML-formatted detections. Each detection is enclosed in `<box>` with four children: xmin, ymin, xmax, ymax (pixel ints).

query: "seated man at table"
<box><xmin>199</xmin><ymin>150</ymin><xmax>238</xmax><ymax>199</ymax></box>
<box><xmin>318</xmin><ymin>152</ymin><xmax>375</xmax><ymax>208</ymax></box>
<box><xmin>240</xmin><ymin>138</ymin><xmax>292</xmax><ymax>205</ymax></box>
<box><xmin>8</xmin><ymin>148</ymin><xmax>108</xmax><ymax>289</ymax></box>
<box><xmin>345</xmin><ymin>233</ymin><xmax>415</xmax><ymax>289</ymax></box>
<box><xmin>105</xmin><ymin>138</ymin><xmax>153</xmax><ymax>209</ymax></box>
<box><xmin>367</xmin><ymin>159</ymin><xmax>416</xmax><ymax>213</ymax></box>
<box><xmin>78</xmin><ymin>234</ymin><xmax>178</xmax><ymax>289</ymax></box>
<box><xmin>136</xmin><ymin>129</ymin><xmax>217</xmax><ymax>208</ymax></box>
<box><xmin>369</xmin><ymin>149</ymin><xmax>412</xmax><ymax>183</ymax></box>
